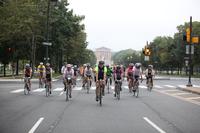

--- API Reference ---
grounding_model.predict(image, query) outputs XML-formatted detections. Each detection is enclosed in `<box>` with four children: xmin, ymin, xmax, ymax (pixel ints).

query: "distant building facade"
<box><xmin>95</xmin><ymin>47</ymin><xmax>112</xmax><ymax>65</ymax></box>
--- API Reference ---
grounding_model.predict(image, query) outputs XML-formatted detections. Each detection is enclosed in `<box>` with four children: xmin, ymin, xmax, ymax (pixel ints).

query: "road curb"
<box><xmin>177</xmin><ymin>87</ymin><xmax>200</xmax><ymax>95</ymax></box>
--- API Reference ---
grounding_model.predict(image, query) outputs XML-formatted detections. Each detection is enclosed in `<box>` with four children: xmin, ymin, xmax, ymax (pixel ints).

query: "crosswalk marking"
<box><xmin>10</xmin><ymin>89</ymin><xmax>24</xmax><ymax>93</ymax></box>
<box><xmin>178</xmin><ymin>85</ymin><xmax>187</xmax><ymax>88</ymax></box>
<box><xmin>164</xmin><ymin>85</ymin><xmax>175</xmax><ymax>88</ymax></box>
<box><xmin>193</xmin><ymin>85</ymin><xmax>200</xmax><ymax>88</ymax></box>
<box><xmin>155</xmin><ymin>85</ymin><xmax>163</xmax><ymax>89</ymax></box>
<box><xmin>186</xmin><ymin>97</ymin><xmax>200</xmax><ymax>100</ymax></box>
<box><xmin>139</xmin><ymin>85</ymin><xmax>147</xmax><ymax>89</ymax></box>
<box><xmin>172</xmin><ymin>92</ymin><xmax>190</xmax><ymax>96</ymax></box>
<box><xmin>53</xmin><ymin>88</ymin><xmax>63</xmax><ymax>91</ymax></box>
<box><xmin>162</xmin><ymin>90</ymin><xmax>178</xmax><ymax>92</ymax></box>
<box><xmin>33</xmin><ymin>88</ymin><xmax>45</xmax><ymax>92</ymax></box>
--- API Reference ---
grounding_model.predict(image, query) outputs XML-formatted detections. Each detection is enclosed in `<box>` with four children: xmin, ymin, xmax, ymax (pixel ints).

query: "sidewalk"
<box><xmin>177</xmin><ymin>86</ymin><xmax>200</xmax><ymax>95</ymax></box>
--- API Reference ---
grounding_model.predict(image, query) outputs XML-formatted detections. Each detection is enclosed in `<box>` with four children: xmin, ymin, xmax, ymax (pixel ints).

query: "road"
<box><xmin>0</xmin><ymin>77</ymin><xmax>200</xmax><ymax>133</ymax></box>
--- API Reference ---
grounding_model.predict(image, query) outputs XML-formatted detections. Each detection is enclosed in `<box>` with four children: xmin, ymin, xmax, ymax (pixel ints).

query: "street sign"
<box><xmin>144</xmin><ymin>56</ymin><xmax>149</xmax><ymax>61</ymax></box>
<box><xmin>192</xmin><ymin>37</ymin><xmax>199</xmax><ymax>44</ymax></box>
<box><xmin>42</xmin><ymin>42</ymin><xmax>52</xmax><ymax>46</ymax></box>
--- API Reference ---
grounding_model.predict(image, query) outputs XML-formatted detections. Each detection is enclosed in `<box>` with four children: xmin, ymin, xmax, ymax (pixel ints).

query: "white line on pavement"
<box><xmin>143</xmin><ymin>117</ymin><xmax>166</xmax><ymax>133</ymax></box>
<box><xmin>73</xmin><ymin>87</ymin><xmax>82</xmax><ymax>90</ymax></box>
<box><xmin>186</xmin><ymin>97</ymin><xmax>200</xmax><ymax>100</ymax></box>
<box><xmin>139</xmin><ymin>85</ymin><xmax>147</xmax><ymax>89</ymax></box>
<box><xmin>33</xmin><ymin>88</ymin><xmax>45</xmax><ymax>92</ymax></box>
<box><xmin>164</xmin><ymin>85</ymin><xmax>175</xmax><ymax>88</ymax></box>
<box><xmin>53</xmin><ymin>88</ymin><xmax>64</xmax><ymax>91</ymax></box>
<box><xmin>155</xmin><ymin>85</ymin><xmax>163</xmax><ymax>89</ymax></box>
<box><xmin>59</xmin><ymin>91</ymin><xmax>64</xmax><ymax>96</ymax></box>
<box><xmin>28</xmin><ymin>117</ymin><xmax>44</xmax><ymax>133</ymax></box>
<box><xmin>178</xmin><ymin>85</ymin><xmax>187</xmax><ymax>88</ymax></box>
<box><xmin>193</xmin><ymin>85</ymin><xmax>200</xmax><ymax>88</ymax></box>
<box><xmin>172</xmin><ymin>92</ymin><xmax>191</xmax><ymax>96</ymax></box>
<box><xmin>10</xmin><ymin>89</ymin><xmax>24</xmax><ymax>93</ymax></box>
<box><xmin>162</xmin><ymin>90</ymin><xmax>178</xmax><ymax>92</ymax></box>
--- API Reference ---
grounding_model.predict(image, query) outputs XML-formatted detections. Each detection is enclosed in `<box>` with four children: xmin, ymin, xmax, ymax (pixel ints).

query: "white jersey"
<box><xmin>84</xmin><ymin>67</ymin><xmax>93</xmax><ymax>77</ymax></box>
<box><xmin>133</xmin><ymin>67</ymin><xmax>142</xmax><ymax>76</ymax></box>
<box><xmin>63</xmin><ymin>68</ymin><xmax>74</xmax><ymax>79</ymax></box>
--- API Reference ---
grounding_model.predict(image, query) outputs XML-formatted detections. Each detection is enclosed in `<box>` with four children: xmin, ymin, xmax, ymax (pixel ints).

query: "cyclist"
<box><xmin>126</xmin><ymin>63</ymin><xmax>134</xmax><ymax>92</ymax></box>
<box><xmin>95</xmin><ymin>61</ymin><xmax>107</xmax><ymax>101</ymax></box>
<box><xmin>63</xmin><ymin>64</ymin><xmax>74</xmax><ymax>98</ymax></box>
<box><xmin>114</xmin><ymin>65</ymin><xmax>123</xmax><ymax>97</ymax></box>
<box><xmin>24</xmin><ymin>64</ymin><xmax>32</xmax><ymax>90</ymax></box>
<box><xmin>145</xmin><ymin>65</ymin><xmax>155</xmax><ymax>86</ymax></box>
<box><xmin>133</xmin><ymin>63</ymin><xmax>143</xmax><ymax>89</ymax></box>
<box><xmin>45</xmin><ymin>63</ymin><xmax>52</xmax><ymax>94</ymax></box>
<box><xmin>37</xmin><ymin>62</ymin><xmax>45</xmax><ymax>87</ymax></box>
<box><xmin>84</xmin><ymin>63</ymin><xmax>93</xmax><ymax>88</ymax></box>
<box><xmin>81</xmin><ymin>64</ymin><xmax>87</xmax><ymax>88</ymax></box>
<box><xmin>106</xmin><ymin>64</ymin><xmax>113</xmax><ymax>87</ymax></box>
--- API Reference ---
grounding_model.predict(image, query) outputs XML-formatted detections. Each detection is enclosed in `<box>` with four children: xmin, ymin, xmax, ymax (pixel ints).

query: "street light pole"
<box><xmin>45</xmin><ymin>0</ymin><xmax>50</xmax><ymax>63</ymax></box>
<box><xmin>187</xmin><ymin>16</ymin><xmax>192</xmax><ymax>87</ymax></box>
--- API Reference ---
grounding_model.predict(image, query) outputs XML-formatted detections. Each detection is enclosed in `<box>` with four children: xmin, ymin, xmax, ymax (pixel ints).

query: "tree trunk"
<box><xmin>3</xmin><ymin>63</ymin><xmax>6</xmax><ymax>77</ymax></box>
<box><xmin>16</xmin><ymin>59</ymin><xmax>19</xmax><ymax>75</ymax></box>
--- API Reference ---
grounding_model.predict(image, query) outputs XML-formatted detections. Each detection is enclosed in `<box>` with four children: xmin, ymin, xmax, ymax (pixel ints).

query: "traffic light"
<box><xmin>183</xmin><ymin>32</ymin><xmax>187</xmax><ymax>41</ymax></box>
<box><xmin>145</xmin><ymin>47</ymin><xmax>151</xmax><ymax>56</ymax></box>
<box><xmin>186</xmin><ymin>28</ymin><xmax>190</xmax><ymax>43</ymax></box>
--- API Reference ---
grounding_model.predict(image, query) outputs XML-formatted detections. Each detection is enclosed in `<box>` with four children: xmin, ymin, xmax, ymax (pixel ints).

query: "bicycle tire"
<box><xmin>66</xmin><ymin>85</ymin><xmax>69</xmax><ymax>101</ymax></box>
<box><xmin>46</xmin><ymin>85</ymin><xmax>49</xmax><ymax>97</ymax></box>
<box><xmin>99</xmin><ymin>86</ymin><xmax>102</xmax><ymax>106</ymax></box>
<box><xmin>117</xmin><ymin>83</ymin><xmax>120</xmax><ymax>100</ymax></box>
<box><xmin>87</xmin><ymin>80</ymin><xmax>90</xmax><ymax>94</ymax></box>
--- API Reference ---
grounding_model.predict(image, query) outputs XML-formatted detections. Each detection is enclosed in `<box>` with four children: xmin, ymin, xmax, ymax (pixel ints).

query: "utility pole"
<box><xmin>187</xmin><ymin>16</ymin><xmax>192</xmax><ymax>87</ymax></box>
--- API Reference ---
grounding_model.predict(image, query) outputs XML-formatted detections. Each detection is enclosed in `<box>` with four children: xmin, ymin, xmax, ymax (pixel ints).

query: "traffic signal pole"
<box><xmin>187</xmin><ymin>16</ymin><xmax>192</xmax><ymax>87</ymax></box>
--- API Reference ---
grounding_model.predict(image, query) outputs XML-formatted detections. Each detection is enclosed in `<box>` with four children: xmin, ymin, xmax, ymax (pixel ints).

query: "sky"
<box><xmin>68</xmin><ymin>0</ymin><xmax>200</xmax><ymax>52</ymax></box>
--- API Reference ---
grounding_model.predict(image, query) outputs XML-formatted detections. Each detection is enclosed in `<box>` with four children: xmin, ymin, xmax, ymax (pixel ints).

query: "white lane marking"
<box><xmin>124</xmin><ymin>86</ymin><xmax>129</xmax><ymax>89</ymax></box>
<box><xmin>162</xmin><ymin>90</ymin><xmax>178</xmax><ymax>92</ymax></box>
<box><xmin>91</xmin><ymin>87</ymin><xmax>96</xmax><ymax>90</ymax></box>
<box><xmin>143</xmin><ymin>117</ymin><xmax>166</xmax><ymax>133</ymax></box>
<box><xmin>10</xmin><ymin>89</ymin><xmax>24</xmax><ymax>93</ymax></box>
<box><xmin>186</xmin><ymin>97</ymin><xmax>200</xmax><ymax>100</ymax></box>
<box><xmin>164</xmin><ymin>85</ymin><xmax>175</xmax><ymax>88</ymax></box>
<box><xmin>73</xmin><ymin>87</ymin><xmax>82</xmax><ymax>90</ymax></box>
<box><xmin>178</xmin><ymin>85</ymin><xmax>187</xmax><ymax>88</ymax></box>
<box><xmin>28</xmin><ymin>117</ymin><xmax>44</xmax><ymax>133</ymax></box>
<box><xmin>172</xmin><ymin>92</ymin><xmax>191</xmax><ymax>96</ymax></box>
<box><xmin>59</xmin><ymin>91</ymin><xmax>64</xmax><ymax>96</ymax></box>
<box><xmin>139</xmin><ymin>85</ymin><xmax>147</xmax><ymax>89</ymax></box>
<box><xmin>155</xmin><ymin>85</ymin><xmax>163</xmax><ymax>89</ymax></box>
<box><xmin>33</xmin><ymin>88</ymin><xmax>45</xmax><ymax>92</ymax></box>
<box><xmin>53</xmin><ymin>88</ymin><xmax>64</xmax><ymax>91</ymax></box>
<box><xmin>193</xmin><ymin>85</ymin><xmax>200</xmax><ymax>88</ymax></box>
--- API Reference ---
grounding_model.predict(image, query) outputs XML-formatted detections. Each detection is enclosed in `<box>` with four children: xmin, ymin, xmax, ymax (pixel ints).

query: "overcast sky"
<box><xmin>68</xmin><ymin>0</ymin><xmax>200</xmax><ymax>52</ymax></box>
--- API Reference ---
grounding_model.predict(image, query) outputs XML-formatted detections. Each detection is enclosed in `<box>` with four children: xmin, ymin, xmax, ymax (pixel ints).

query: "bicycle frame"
<box><xmin>24</xmin><ymin>77</ymin><xmax>30</xmax><ymax>95</ymax></box>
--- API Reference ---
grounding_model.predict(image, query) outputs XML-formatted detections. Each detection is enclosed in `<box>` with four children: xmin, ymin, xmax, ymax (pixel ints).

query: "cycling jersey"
<box><xmin>95</xmin><ymin>66</ymin><xmax>107</xmax><ymax>80</ymax></box>
<box><xmin>115</xmin><ymin>68</ymin><xmax>122</xmax><ymax>80</ymax></box>
<box><xmin>46</xmin><ymin>67</ymin><xmax>52</xmax><ymax>80</ymax></box>
<box><xmin>25</xmin><ymin>68</ymin><xmax>32</xmax><ymax>77</ymax></box>
<box><xmin>84</xmin><ymin>68</ymin><xmax>93</xmax><ymax>77</ymax></box>
<box><xmin>37</xmin><ymin>65</ymin><xmax>45</xmax><ymax>73</ymax></box>
<box><xmin>106</xmin><ymin>68</ymin><xmax>112</xmax><ymax>77</ymax></box>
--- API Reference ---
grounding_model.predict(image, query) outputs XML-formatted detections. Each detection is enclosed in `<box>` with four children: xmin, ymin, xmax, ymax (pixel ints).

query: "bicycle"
<box><xmin>24</xmin><ymin>77</ymin><xmax>30</xmax><ymax>95</ymax></box>
<box><xmin>65</xmin><ymin>75</ymin><xmax>72</xmax><ymax>101</ymax></box>
<box><xmin>147</xmin><ymin>77</ymin><xmax>153</xmax><ymax>92</ymax></box>
<box><xmin>45</xmin><ymin>79</ymin><xmax>50</xmax><ymax>97</ymax></box>
<box><xmin>115</xmin><ymin>80</ymin><xmax>121</xmax><ymax>100</ymax></box>
<box><xmin>133</xmin><ymin>78</ymin><xmax>140</xmax><ymax>98</ymax></box>
<box><xmin>86</xmin><ymin>76</ymin><xmax>91</xmax><ymax>94</ymax></box>
<box><xmin>106</xmin><ymin>76</ymin><xmax>111</xmax><ymax>94</ymax></box>
<box><xmin>97</xmin><ymin>79</ymin><xmax>104</xmax><ymax>106</ymax></box>
<box><xmin>39</xmin><ymin>74</ymin><xmax>45</xmax><ymax>88</ymax></box>
<box><xmin>128</xmin><ymin>78</ymin><xmax>134</xmax><ymax>93</ymax></box>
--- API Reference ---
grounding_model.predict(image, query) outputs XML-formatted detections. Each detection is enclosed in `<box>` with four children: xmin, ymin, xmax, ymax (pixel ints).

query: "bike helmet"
<box><xmin>135</xmin><ymin>63</ymin><xmax>141</xmax><ymax>69</ymax></box>
<box><xmin>99</xmin><ymin>60</ymin><xmax>104</xmax><ymax>65</ymax></box>
<box><xmin>25</xmin><ymin>64</ymin><xmax>30</xmax><ymax>68</ymax></box>
<box><xmin>40</xmin><ymin>62</ymin><xmax>43</xmax><ymax>65</ymax></box>
<box><xmin>116</xmin><ymin>65</ymin><xmax>121</xmax><ymax>69</ymax></box>
<box><xmin>67</xmin><ymin>64</ymin><xmax>72</xmax><ymax>68</ymax></box>
<box><xmin>46</xmin><ymin>63</ymin><xmax>50</xmax><ymax>67</ymax></box>
<box><xmin>148</xmin><ymin>65</ymin><xmax>153</xmax><ymax>69</ymax></box>
<box><xmin>87</xmin><ymin>63</ymin><xmax>91</xmax><ymax>67</ymax></box>
<box><xmin>129</xmin><ymin>63</ymin><xmax>134</xmax><ymax>67</ymax></box>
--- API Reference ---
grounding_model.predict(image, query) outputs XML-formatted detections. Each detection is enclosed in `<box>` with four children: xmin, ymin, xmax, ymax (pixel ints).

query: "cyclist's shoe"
<box><xmin>69</xmin><ymin>94</ymin><xmax>72</xmax><ymax>98</ymax></box>
<box><xmin>50</xmin><ymin>91</ymin><xmax>51</xmax><ymax>94</ymax></box>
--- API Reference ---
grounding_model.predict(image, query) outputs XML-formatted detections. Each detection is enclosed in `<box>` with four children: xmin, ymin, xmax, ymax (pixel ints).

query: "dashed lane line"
<box><xmin>28</xmin><ymin>117</ymin><xmax>44</xmax><ymax>133</ymax></box>
<box><xmin>164</xmin><ymin>85</ymin><xmax>175</xmax><ymax>88</ymax></box>
<box><xmin>143</xmin><ymin>117</ymin><xmax>166</xmax><ymax>133</ymax></box>
<box><xmin>186</xmin><ymin>97</ymin><xmax>200</xmax><ymax>100</ymax></box>
<box><xmin>10</xmin><ymin>89</ymin><xmax>24</xmax><ymax>93</ymax></box>
<box><xmin>33</xmin><ymin>88</ymin><xmax>45</xmax><ymax>92</ymax></box>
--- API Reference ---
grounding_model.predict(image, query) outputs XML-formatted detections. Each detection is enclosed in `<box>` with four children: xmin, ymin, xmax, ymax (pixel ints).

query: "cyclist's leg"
<box><xmin>110</xmin><ymin>77</ymin><xmax>112</xmax><ymax>85</ymax></box>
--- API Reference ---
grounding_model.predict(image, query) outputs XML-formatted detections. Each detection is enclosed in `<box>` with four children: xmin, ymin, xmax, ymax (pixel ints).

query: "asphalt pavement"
<box><xmin>0</xmin><ymin>77</ymin><xmax>200</xmax><ymax>133</ymax></box>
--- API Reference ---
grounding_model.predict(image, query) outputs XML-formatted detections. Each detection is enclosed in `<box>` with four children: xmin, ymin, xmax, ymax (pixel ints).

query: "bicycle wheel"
<box><xmin>86</xmin><ymin>80</ymin><xmax>90</xmax><ymax>94</ymax></box>
<box><xmin>99</xmin><ymin>86</ymin><xmax>102</xmax><ymax>106</ymax></box>
<box><xmin>117</xmin><ymin>83</ymin><xmax>120</xmax><ymax>100</ymax></box>
<box><xmin>66</xmin><ymin>85</ymin><xmax>69</xmax><ymax>101</ymax></box>
<box><xmin>24</xmin><ymin>84</ymin><xmax>28</xmax><ymax>95</ymax></box>
<box><xmin>107</xmin><ymin>79</ymin><xmax>110</xmax><ymax>94</ymax></box>
<box><xmin>46</xmin><ymin>85</ymin><xmax>49</xmax><ymax>97</ymax></box>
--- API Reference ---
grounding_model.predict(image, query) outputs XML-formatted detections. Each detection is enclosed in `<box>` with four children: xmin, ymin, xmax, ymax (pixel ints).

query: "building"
<box><xmin>95</xmin><ymin>47</ymin><xmax>112</xmax><ymax>65</ymax></box>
